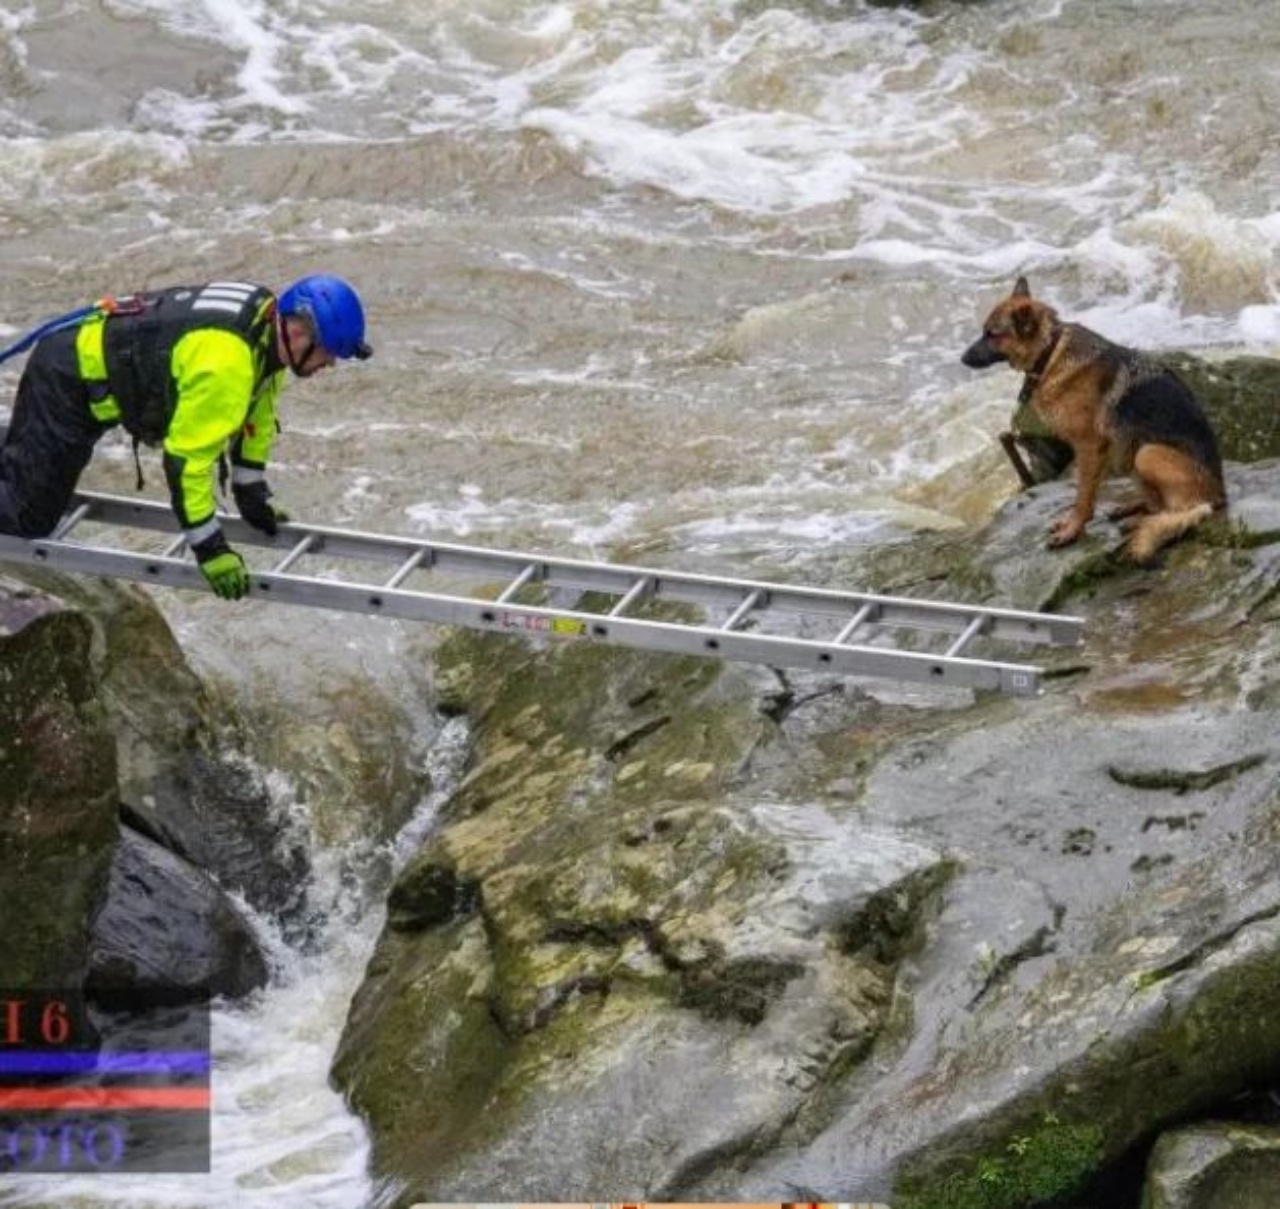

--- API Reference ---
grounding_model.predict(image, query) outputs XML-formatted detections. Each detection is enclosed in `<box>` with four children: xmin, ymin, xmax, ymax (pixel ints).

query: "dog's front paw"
<box><xmin>1048</xmin><ymin>515</ymin><xmax>1085</xmax><ymax>548</ymax></box>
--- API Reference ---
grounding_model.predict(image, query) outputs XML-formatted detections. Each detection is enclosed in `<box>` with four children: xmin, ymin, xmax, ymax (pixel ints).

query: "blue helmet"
<box><xmin>278</xmin><ymin>274</ymin><xmax>371</xmax><ymax>360</ymax></box>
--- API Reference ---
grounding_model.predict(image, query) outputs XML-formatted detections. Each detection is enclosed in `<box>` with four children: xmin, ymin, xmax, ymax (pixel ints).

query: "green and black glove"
<box><xmin>192</xmin><ymin>532</ymin><xmax>251</xmax><ymax>600</ymax></box>
<box><xmin>233</xmin><ymin>480</ymin><xmax>290</xmax><ymax>537</ymax></box>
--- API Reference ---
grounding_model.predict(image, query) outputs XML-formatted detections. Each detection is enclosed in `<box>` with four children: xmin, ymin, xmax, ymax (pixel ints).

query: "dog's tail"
<box><xmin>1127</xmin><ymin>503</ymin><xmax>1216</xmax><ymax>563</ymax></box>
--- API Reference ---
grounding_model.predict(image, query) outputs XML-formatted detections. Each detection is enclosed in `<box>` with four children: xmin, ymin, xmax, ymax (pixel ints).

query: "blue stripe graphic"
<box><xmin>0</xmin><ymin>1051</ymin><xmax>210</xmax><ymax>1076</ymax></box>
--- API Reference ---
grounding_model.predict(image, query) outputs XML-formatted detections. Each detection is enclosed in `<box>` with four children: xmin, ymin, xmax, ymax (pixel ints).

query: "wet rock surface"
<box><xmin>1144</xmin><ymin>1123</ymin><xmax>1280</xmax><ymax>1209</ymax></box>
<box><xmin>7</xmin><ymin>357</ymin><xmax>1280</xmax><ymax>1205</ymax></box>
<box><xmin>0</xmin><ymin>571</ymin><xmax>295</xmax><ymax>1003</ymax></box>
<box><xmin>336</xmin><ymin>449</ymin><xmax>1280</xmax><ymax>1208</ymax></box>
<box><xmin>8</xmin><ymin>569</ymin><xmax>310</xmax><ymax>922</ymax></box>
<box><xmin>0</xmin><ymin>607</ymin><xmax>118</xmax><ymax>988</ymax></box>
<box><xmin>88</xmin><ymin>827</ymin><xmax>269</xmax><ymax>999</ymax></box>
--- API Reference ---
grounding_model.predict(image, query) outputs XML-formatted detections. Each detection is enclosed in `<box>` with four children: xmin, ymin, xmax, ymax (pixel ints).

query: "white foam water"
<box><xmin>0</xmin><ymin>721</ymin><xmax>471</xmax><ymax>1208</ymax></box>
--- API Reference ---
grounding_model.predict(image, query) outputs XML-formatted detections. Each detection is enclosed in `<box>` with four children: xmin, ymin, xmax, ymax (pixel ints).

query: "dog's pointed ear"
<box><xmin>1013</xmin><ymin>275</ymin><xmax>1031</xmax><ymax>298</ymax></box>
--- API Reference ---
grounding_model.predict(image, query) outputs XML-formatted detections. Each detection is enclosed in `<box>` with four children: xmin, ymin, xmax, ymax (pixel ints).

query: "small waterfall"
<box><xmin>0</xmin><ymin>717</ymin><xmax>471</xmax><ymax>1209</ymax></box>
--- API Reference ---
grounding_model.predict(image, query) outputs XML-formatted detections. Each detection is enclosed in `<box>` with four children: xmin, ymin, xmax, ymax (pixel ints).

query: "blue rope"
<box><xmin>0</xmin><ymin>304</ymin><xmax>103</xmax><ymax>366</ymax></box>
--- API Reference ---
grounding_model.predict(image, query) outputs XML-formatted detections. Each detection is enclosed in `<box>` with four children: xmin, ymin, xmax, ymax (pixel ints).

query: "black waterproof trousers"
<box><xmin>0</xmin><ymin>329</ymin><xmax>107</xmax><ymax>538</ymax></box>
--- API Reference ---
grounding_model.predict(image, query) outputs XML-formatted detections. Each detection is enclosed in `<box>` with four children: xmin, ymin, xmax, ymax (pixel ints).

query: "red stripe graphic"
<box><xmin>0</xmin><ymin>1088</ymin><xmax>209</xmax><ymax>1110</ymax></box>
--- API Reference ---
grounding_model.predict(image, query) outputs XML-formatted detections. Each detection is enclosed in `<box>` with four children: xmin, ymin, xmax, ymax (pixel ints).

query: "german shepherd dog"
<box><xmin>962</xmin><ymin>276</ymin><xmax>1226</xmax><ymax>563</ymax></box>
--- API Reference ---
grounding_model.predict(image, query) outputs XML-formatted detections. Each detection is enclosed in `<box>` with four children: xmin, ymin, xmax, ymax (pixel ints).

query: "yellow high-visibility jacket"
<box><xmin>75</xmin><ymin>282</ymin><xmax>282</xmax><ymax>545</ymax></box>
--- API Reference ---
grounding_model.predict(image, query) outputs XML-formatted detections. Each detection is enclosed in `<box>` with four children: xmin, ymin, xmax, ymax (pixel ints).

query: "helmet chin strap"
<box><xmin>282</xmin><ymin>315</ymin><xmax>321</xmax><ymax>378</ymax></box>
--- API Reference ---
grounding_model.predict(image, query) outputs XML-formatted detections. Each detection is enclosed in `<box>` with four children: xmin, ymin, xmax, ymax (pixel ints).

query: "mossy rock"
<box><xmin>0</xmin><ymin>609</ymin><xmax>119</xmax><ymax>987</ymax></box>
<box><xmin>1162</xmin><ymin>353</ymin><xmax>1280</xmax><ymax>464</ymax></box>
<box><xmin>895</xmin><ymin>1112</ymin><xmax>1105</xmax><ymax>1209</ymax></box>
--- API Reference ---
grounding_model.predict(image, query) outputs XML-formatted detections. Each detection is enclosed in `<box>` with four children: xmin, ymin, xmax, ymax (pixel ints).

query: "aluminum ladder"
<box><xmin>0</xmin><ymin>490</ymin><xmax>1084</xmax><ymax>697</ymax></box>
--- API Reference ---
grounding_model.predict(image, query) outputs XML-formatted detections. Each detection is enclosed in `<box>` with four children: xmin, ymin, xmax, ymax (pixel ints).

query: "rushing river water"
<box><xmin>2</xmin><ymin>0</ymin><xmax>1278</xmax><ymax>1204</ymax></box>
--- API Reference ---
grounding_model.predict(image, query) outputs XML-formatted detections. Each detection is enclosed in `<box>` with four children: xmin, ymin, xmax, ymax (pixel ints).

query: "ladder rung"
<box><xmin>609</xmin><ymin>576</ymin><xmax>654</xmax><ymax>617</ymax></box>
<box><xmin>160</xmin><ymin>533</ymin><xmax>188</xmax><ymax>559</ymax></box>
<box><xmin>385</xmin><ymin>547</ymin><xmax>429</xmax><ymax>590</ymax></box>
<box><xmin>834</xmin><ymin>602</ymin><xmax>877</xmax><ymax>645</ymax></box>
<box><xmin>497</xmin><ymin>563</ymin><xmax>539</xmax><ymax>604</ymax></box>
<box><xmin>944</xmin><ymin>614</ymin><xmax>988</xmax><ymax>658</ymax></box>
<box><xmin>51</xmin><ymin>503</ymin><xmax>93</xmax><ymax>542</ymax></box>
<box><xmin>272</xmin><ymin>534</ymin><xmax>317</xmax><ymax>575</ymax></box>
<box><xmin>721</xmin><ymin>589</ymin><xmax>764</xmax><ymax>632</ymax></box>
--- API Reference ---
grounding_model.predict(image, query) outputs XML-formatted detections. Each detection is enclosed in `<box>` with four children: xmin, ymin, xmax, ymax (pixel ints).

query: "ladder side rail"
<box><xmin>72</xmin><ymin>493</ymin><xmax>645</xmax><ymax>579</ymax></box>
<box><xmin>66</xmin><ymin>490</ymin><xmax>1084</xmax><ymax>647</ymax></box>
<box><xmin>60</xmin><ymin>493</ymin><xmax>981</xmax><ymax>608</ymax></box>
<box><xmin>297</xmin><ymin>583</ymin><xmax>1044</xmax><ymax>696</ymax></box>
<box><xmin>305</xmin><ymin>531</ymin><xmax>531</xmax><ymax>581</ymax></box>
<box><xmin>69</xmin><ymin>493</ymin><xmax>201</xmax><ymax>533</ymax></box>
<box><xmin>68</xmin><ymin>495</ymin><xmax>756</xmax><ymax>608</ymax></box>
<box><xmin>69</xmin><ymin>494</ymin><xmax>446</xmax><ymax>568</ymax></box>
<box><xmin>259</xmin><ymin>574</ymin><xmax>1045</xmax><ymax>696</ymax></box>
<box><xmin>0</xmin><ymin>534</ymin><xmax>1044</xmax><ymax>696</ymax></box>
<box><xmin>0</xmin><ymin>534</ymin><xmax>192</xmax><ymax>585</ymax></box>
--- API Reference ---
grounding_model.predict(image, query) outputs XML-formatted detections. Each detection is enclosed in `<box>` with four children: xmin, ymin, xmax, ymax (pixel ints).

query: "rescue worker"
<box><xmin>0</xmin><ymin>275</ymin><xmax>371</xmax><ymax>600</ymax></box>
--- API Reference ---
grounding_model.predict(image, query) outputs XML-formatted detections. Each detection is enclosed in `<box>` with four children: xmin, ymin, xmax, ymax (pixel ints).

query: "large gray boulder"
<box><xmin>88</xmin><ymin>827</ymin><xmax>269</xmax><ymax>999</ymax></box>
<box><xmin>0</xmin><ymin>572</ymin><xmax>287</xmax><ymax>1000</ymax></box>
<box><xmin>11</xmin><ymin>569</ymin><xmax>309</xmax><ymax>922</ymax></box>
<box><xmin>334</xmin><ymin>455</ymin><xmax>1280</xmax><ymax>1208</ymax></box>
<box><xmin>0</xmin><ymin>604</ymin><xmax>118</xmax><ymax>989</ymax></box>
<box><xmin>1144</xmin><ymin>1124</ymin><xmax>1280</xmax><ymax>1209</ymax></box>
